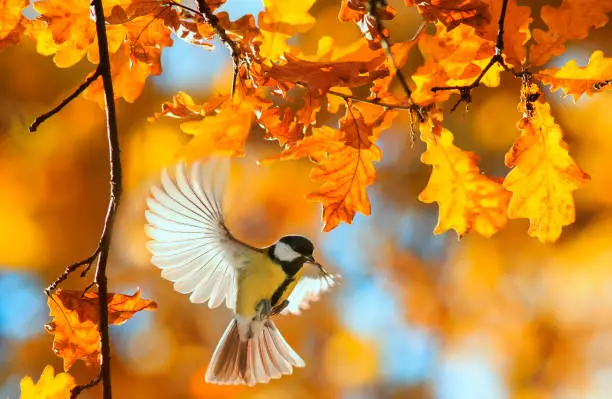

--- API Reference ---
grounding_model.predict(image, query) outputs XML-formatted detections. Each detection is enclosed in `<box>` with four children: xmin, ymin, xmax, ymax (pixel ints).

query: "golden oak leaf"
<box><xmin>418</xmin><ymin>113</ymin><xmax>510</xmax><ymax>238</ymax></box>
<box><xmin>0</xmin><ymin>0</ymin><xmax>27</xmax><ymax>50</ymax></box>
<box><xmin>503</xmin><ymin>84</ymin><xmax>590</xmax><ymax>243</ymax></box>
<box><xmin>258</xmin><ymin>0</ymin><xmax>316</xmax><ymax>62</ymax></box>
<box><xmin>474</xmin><ymin>0</ymin><xmax>531</xmax><ymax>66</ymax></box>
<box><xmin>406</xmin><ymin>0</ymin><xmax>491</xmax><ymax>31</ymax></box>
<box><xmin>30</xmin><ymin>0</ymin><xmax>99</xmax><ymax>68</ymax></box>
<box><xmin>529</xmin><ymin>0</ymin><xmax>612</xmax><ymax>67</ymax></box>
<box><xmin>535</xmin><ymin>50</ymin><xmax>612</xmax><ymax>102</ymax></box>
<box><xmin>267</xmin><ymin>53</ymin><xmax>388</xmax><ymax>97</ymax></box>
<box><xmin>179</xmin><ymin>101</ymin><xmax>253</xmax><ymax>161</ymax></box>
<box><xmin>412</xmin><ymin>23</ymin><xmax>500</xmax><ymax>105</ymax></box>
<box><xmin>258</xmin><ymin>107</ymin><xmax>301</xmax><ymax>146</ymax></box>
<box><xmin>46</xmin><ymin>288</ymin><xmax>157</xmax><ymax>371</ymax></box>
<box><xmin>150</xmin><ymin>91</ymin><xmax>228</xmax><ymax>121</ymax></box>
<box><xmin>338</xmin><ymin>0</ymin><xmax>396</xmax><ymax>49</ymax></box>
<box><xmin>16</xmin><ymin>365</ymin><xmax>75</xmax><ymax>399</ymax></box>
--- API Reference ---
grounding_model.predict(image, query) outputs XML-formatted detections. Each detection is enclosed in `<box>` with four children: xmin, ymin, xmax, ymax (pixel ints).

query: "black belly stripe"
<box><xmin>271</xmin><ymin>276</ymin><xmax>294</xmax><ymax>306</ymax></box>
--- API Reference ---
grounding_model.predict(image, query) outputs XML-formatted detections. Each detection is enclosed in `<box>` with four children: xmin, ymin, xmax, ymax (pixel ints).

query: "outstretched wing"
<box><xmin>145</xmin><ymin>160</ymin><xmax>252</xmax><ymax>310</ymax></box>
<box><xmin>282</xmin><ymin>269</ymin><xmax>339</xmax><ymax>315</ymax></box>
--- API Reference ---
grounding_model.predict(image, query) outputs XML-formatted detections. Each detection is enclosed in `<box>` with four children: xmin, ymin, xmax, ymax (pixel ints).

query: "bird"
<box><xmin>144</xmin><ymin>160</ymin><xmax>338</xmax><ymax>386</ymax></box>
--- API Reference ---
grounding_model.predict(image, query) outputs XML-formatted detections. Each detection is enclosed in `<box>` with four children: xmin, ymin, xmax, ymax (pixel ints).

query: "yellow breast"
<box><xmin>235</xmin><ymin>252</ymin><xmax>287</xmax><ymax>318</ymax></box>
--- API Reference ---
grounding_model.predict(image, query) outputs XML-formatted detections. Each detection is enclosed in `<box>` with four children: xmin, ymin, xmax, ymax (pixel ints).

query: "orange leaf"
<box><xmin>150</xmin><ymin>91</ymin><xmax>228</xmax><ymax>121</ymax></box>
<box><xmin>0</xmin><ymin>0</ymin><xmax>28</xmax><ymax>50</ymax></box>
<box><xmin>267</xmin><ymin>53</ymin><xmax>388</xmax><ymax>97</ymax></box>
<box><xmin>503</xmin><ymin>84</ymin><xmax>590</xmax><ymax>243</ymax></box>
<box><xmin>16</xmin><ymin>365</ymin><xmax>75</xmax><ymax>399</ymax></box>
<box><xmin>412</xmin><ymin>23</ymin><xmax>500</xmax><ymax>105</ymax></box>
<box><xmin>474</xmin><ymin>0</ymin><xmax>531</xmax><ymax>66</ymax></box>
<box><xmin>535</xmin><ymin>50</ymin><xmax>612</xmax><ymax>102</ymax></box>
<box><xmin>46</xmin><ymin>288</ymin><xmax>157</xmax><ymax>371</ymax></box>
<box><xmin>338</xmin><ymin>0</ymin><xmax>396</xmax><ymax>49</ymax></box>
<box><xmin>179</xmin><ymin>101</ymin><xmax>253</xmax><ymax>161</ymax></box>
<box><xmin>257</xmin><ymin>107</ymin><xmax>301</xmax><ymax>146</ymax></box>
<box><xmin>418</xmin><ymin>113</ymin><xmax>510</xmax><ymax>238</ymax></box>
<box><xmin>406</xmin><ymin>0</ymin><xmax>491</xmax><ymax>31</ymax></box>
<box><xmin>529</xmin><ymin>0</ymin><xmax>612</xmax><ymax>67</ymax></box>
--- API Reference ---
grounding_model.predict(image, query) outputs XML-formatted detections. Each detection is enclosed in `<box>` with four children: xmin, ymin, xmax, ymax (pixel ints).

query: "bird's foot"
<box><xmin>255</xmin><ymin>299</ymin><xmax>272</xmax><ymax>321</ymax></box>
<box><xmin>270</xmin><ymin>299</ymin><xmax>290</xmax><ymax>316</ymax></box>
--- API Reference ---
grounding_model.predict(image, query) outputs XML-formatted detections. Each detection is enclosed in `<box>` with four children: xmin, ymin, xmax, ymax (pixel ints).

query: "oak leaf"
<box><xmin>503</xmin><ymin>84</ymin><xmax>590</xmax><ymax>243</ymax></box>
<box><xmin>535</xmin><ymin>50</ymin><xmax>612</xmax><ymax>102</ymax></box>
<box><xmin>267</xmin><ymin>53</ymin><xmax>388</xmax><ymax>97</ymax></box>
<box><xmin>474</xmin><ymin>0</ymin><xmax>531</xmax><ymax>66</ymax></box>
<box><xmin>150</xmin><ymin>91</ymin><xmax>228</xmax><ymax>121</ymax></box>
<box><xmin>338</xmin><ymin>0</ymin><xmax>396</xmax><ymax>49</ymax></box>
<box><xmin>412</xmin><ymin>23</ymin><xmax>500</xmax><ymax>105</ymax></box>
<box><xmin>406</xmin><ymin>0</ymin><xmax>491</xmax><ymax>31</ymax></box>
<box><xmin>418</xmin><ymin>113</ymin><xmax>510</xmax><ymax>238</ymax></box>
<box><xmin>179</xmin><ymin>101</ymin><xmax>254</xmax><ymax>161</ymax></box>
<box><xmin>0</xmin><ymin>0</ymin><xmax>27</xmax><ymax>50</ymax></box>
<box><xmin>46</xmin><ymin>288</ymin><xmax>157</xmax><ymax>371</ymax></box>
<box><xmin>529</xmin><ymin>0</ymin><xmax>612</xmax><ymax>67</ymax></box>
<box><xmin>16</xmin><ymin>365</ymin><xmax>75</xmax><ymax>399</ymax></box>
<box><xmin>258</xmin><ymin>0</ymin><xmax>316</xmax><ymax>62</ymax></box>
<box><xmin>276</xmin><ymin>105</ymin><xmax>393</xmax><ymax>231</ymax></box>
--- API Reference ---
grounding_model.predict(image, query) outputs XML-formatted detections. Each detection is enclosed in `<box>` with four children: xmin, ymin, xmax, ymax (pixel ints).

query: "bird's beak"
<box><xmin>306</xmin><ymin>256</ymin><xmax>330</xmax><ymax>277</ymax></box>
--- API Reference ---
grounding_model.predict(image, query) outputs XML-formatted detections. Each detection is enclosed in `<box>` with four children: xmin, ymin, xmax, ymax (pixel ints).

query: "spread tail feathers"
<box><xmin>205</xmin><ymin>319</ymin><xmax>305</xmax><ymax>386</ymax></box>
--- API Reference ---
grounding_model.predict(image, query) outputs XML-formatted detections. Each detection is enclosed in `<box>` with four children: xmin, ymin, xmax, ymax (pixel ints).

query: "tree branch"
<box><xmin>89</xmin><ymin>0</ymin><xmax>123</xmax><ymax>397</ymax></box>
<box><xmin>29</xmin><ymin>70</ymin><xmax>101</xmax><ymax>133</ymax></box>
<box><xmin>196</xmin><ymin>0</ymin><xmax>241</xmax><ymax>96</ymax></box>
<box><xmin>430</xmin><ymin>0</ymin><xmax>511</xmax><ymax>111</ymax></box>
<box><xmin>44</xmin><ymin>247</ymin><xmax>101</xmax><ymax>295</ymax></box>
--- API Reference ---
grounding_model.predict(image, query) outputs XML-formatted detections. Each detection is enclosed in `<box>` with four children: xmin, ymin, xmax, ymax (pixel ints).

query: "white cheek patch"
<box><xmin>274</xmin><ymin>241</ymin><xmax>301</xmax><ymax>262</ymax></box>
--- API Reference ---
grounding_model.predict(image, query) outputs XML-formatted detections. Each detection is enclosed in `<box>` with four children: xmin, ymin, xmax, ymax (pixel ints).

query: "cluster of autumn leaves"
<box><xmin>1</xmin><ymin>0</ymin><xmax>610</xmax><ymax>242</ymax></box>
<box><xmin>2</xmin><ymin>0</ymin><xmax>612</xmax><ymax>395</ymax></box>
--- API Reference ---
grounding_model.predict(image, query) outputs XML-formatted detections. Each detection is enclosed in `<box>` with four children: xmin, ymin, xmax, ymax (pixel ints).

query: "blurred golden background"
<box><xmin>2</xmin><ymin>0</ymin><xmax>612</xmax><ymax>398</ymax></box>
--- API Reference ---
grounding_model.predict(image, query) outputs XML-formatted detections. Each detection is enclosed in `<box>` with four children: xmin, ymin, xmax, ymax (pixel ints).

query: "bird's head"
<box><xmin>270</xmin><ymin>235</ymin><xmax>325</xmax><ymax>276</ymax></box>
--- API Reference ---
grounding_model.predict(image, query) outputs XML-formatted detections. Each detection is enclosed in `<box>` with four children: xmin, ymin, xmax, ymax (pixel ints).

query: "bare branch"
<box><xmin>30</xmin><ymin>70</ymin><xmax>101</xmax><ymax>133</ymax></box>
<box><xmin>430</xmin><ymin>0</ymin><xmax>511</xmax><ymax>111</ymax></box>
<box><xmin>70</xmin><ymin>373</ymin><xmax>101</xmax><ymax>399</ymax></box>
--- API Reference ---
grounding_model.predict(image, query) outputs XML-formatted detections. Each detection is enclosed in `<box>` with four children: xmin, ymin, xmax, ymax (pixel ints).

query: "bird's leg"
<box><xmin>255</xmin><ymin>299</ymin><xmax>272</xmax><ymax>321</ymax></box>
<box><xmin>270</xmin><ymin>299</ymin><xmax>290</xmax><ymax>316</ymax></box>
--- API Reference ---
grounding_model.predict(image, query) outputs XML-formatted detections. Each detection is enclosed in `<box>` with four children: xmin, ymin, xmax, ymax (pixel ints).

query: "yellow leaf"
<box><xmin>17</xmin><ymin>365</ymin><xmax>75</xmax><ymax>399</ymax></box>
<box><xmin>503</xmin><ymin>84</ymin><xmax>590</xmax><ymax>243</ymax></box>
<box><xmin>419</xmin><ymin>113</ymin><xmax>510</xmax><ymax>238</ymax></box>
<box><xmin>535</xmin><ymin>50</ymin><xmax>612</xmax><ymax>102</ymax></box>
<box><xmin>0</xmin><ymin>0</ymin><xmax>27</xmax><ymax>50</ymax></box>
<box><xmin>258</xmin><ymin>0</ymin><xmax>316</xmax><ymax>62</ymax></box>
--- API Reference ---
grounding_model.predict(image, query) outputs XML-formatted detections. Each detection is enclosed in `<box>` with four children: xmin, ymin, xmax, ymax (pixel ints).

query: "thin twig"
<box><xmin>196</xmin><ymin>0</ymin><xmax>241</xmax><ymax>96</ymax></box>
<box><xmin>594</xmin><ymin>79</ymin><xmax>612</xmax><ymax>90</ymax></box>
<box><xmin>44</xmin><ymin>248</ymin><xmax>101</xmax><ymax>295</ymax></box>
<box><xmin>430</xmin><ymin>0</ymin><xmax>511</xmax><ymax>111</ymax></box>
<box><xmin>367</xmin><ymin>0</ymin><xmax>412</xmax><ymax>98</ymax></box>
<box><xmin>29</xmin><ymin>70</ymin><xmax>101</xmax><ymax>132</ymax></box>
<box><xmin>70</xmin><ymin>373</ymin><xmax>102</xmax><ymax>399</ymax></box>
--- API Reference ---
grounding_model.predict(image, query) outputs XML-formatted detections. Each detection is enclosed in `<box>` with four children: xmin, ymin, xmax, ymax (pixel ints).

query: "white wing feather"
<box><xmin>282</xmin><ymin>272</ymin><xmax>339</xmax><ymax>315</ymax></box>
<box><xmin>145</xmin><ymin>160</ymin><xmax>248</xmax><ymax>310</ymax></box>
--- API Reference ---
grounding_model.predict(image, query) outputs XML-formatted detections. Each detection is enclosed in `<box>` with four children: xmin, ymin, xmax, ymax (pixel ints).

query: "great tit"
<box><xmin>145</xmin><ymin>160</ymin><xmax>338</xmax><ymax>386</ymax></box>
